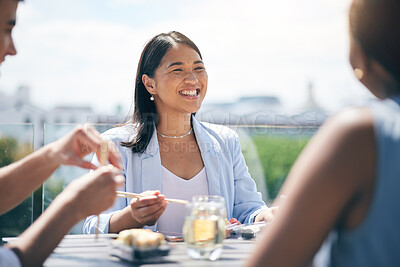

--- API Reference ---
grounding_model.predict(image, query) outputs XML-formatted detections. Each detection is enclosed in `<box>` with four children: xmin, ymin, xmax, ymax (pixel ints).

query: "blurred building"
<box><xmin>1</xmin><ymin>83</ymin><xmax>328</xmax><ymax>148</ymax></box>
<box><xmin>0</xmin><ymin>86</ymin><xmax>126</xmax><ymax>149</ymax></box>
<box><xmin>197</xmin><ymin>82</ymin><xmax>328</xmax><ymax>128</ymax></box>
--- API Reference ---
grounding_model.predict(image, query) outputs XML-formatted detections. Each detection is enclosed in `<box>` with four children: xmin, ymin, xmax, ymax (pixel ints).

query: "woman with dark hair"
<box><xmin>84</xmin><ymin>31</ymin><xmax>273</xmax><ymax>234</ymax></box>
<box><xmin>247</xmin><ymin>0</ymin><xmax>400</xmax><ymax>266</ymax></box>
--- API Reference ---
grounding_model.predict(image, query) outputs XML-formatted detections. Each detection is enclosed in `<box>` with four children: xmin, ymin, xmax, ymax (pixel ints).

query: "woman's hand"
<box><xmin>254</xmin><ymin>207</ymin><xmax>279</xmax><ymax>223</ymax></box>
<box><xmin>129</xmin><ymin>190</ymin><xmax>168</xmax><ymax>226</ymax></box>
<box><xmin>50</xmin><ymin>124</ymin><xmax>122</xmax><ymax>170</ymax></box>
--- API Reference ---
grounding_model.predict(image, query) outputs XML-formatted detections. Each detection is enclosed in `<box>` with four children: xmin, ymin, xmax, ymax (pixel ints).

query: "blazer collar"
<box><xmin>140</xmin><ymin>116</ymin><xmax>222</xmax><ymax>196</ymax></box>
<box><xmin>143</xmin><ymin>126</ymin><xmax>160</xmax><ymax>157</ymax></box>
<box><xmin>192</xmin><ymin>116</ymin><xmax>222</xmax><ymax>196</ymax></box>
<box><xmin>192</xmin><ymin>116</ymin><xmax>221</xmax><ymax>156</ymax></box>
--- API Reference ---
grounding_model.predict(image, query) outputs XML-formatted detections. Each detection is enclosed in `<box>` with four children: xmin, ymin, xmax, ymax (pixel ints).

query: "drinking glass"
<box><xmin>182</xmin><ymin>195</ymin><xmax>226</xmax><ymax>261</ymax></box>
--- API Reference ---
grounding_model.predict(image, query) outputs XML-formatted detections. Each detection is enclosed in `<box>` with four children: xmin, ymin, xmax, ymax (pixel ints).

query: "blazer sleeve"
<box><xmin>231</xmin><ymin>133</ymin><xmax>268</xmax><ymax>223</ymax></box>
<box><xmin>83</xmin><ymin>134</ymin><xmax>128</xmax><ymax>234</ymax></box>
<box><xmin>0</xmin><ymin>247</ymin><xmax>21</xmax><ymax>267</ymax></box>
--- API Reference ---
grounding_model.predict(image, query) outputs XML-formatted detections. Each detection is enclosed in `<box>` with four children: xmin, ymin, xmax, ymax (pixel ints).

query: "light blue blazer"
<box><xmin>84</xmin><ymin>117</ymin><xmax>267</xmax><ymax>234</ymax></box>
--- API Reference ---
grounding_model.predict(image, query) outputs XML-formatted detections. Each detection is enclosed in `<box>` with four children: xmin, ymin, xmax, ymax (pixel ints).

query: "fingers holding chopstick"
<box><xmin>79</xmin><ymin>124</ymin><xmax>123</xmax><ymax>170</ymax></box>
<box><xmin>129</xmin><ymin>191</ymin><xmax>168</xmax><ymax>226</ymax></box>
<box><xmin>95</xmin><ymin>138</ymin><xmax>122</xmax><ymax>170</ymax></box>
<box><xmin>116</xmin><ymin>190</ymin><xmax>189</xmax><ymax>205</ymax></box>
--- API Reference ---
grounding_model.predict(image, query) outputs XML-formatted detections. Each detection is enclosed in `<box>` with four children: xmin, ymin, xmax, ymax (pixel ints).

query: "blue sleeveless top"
<box><xmin>329</xmin><ymin>96</ymin><xmax>400</xmax><ymax>266</ymax></box>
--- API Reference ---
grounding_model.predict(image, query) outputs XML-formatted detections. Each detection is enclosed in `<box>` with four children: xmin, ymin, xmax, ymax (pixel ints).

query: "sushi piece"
<box><xmin>116</xmin><ymin>229</ymin><xmax>166</xmax><ymax>248</ymax></box>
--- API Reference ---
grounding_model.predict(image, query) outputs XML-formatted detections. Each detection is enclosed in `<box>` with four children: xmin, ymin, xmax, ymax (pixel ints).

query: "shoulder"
<box><xmin>287</xmin><ymin>107</ymin><xmax>376</xmax><ymax>205</ymax></box>
<box><xmin>303</xmin><ymin>107</ymin><xmax>375</xmax><ymax>173</ymax></box>
<box><xmin>194</xmin><ymin>120</ymin><xmax>241</xmax><ymax>155</ymax></box>
<box><xmin>320</xmin><ymin>107</ymin><xmax>374</xmax><ymax>142</ymax></box>
<box><xmin>100</xmin><ymin>124</ymin><xmax>139</xmax><ymax>144</ymax></box>
<box><xmin>198</xmin><ymin>121</ymin><xmax>239</xmax><ymax>141</ymax></box>
<box><xmin>196</xmin><ymin>121</ymin><xmax>241</xmax><ymax>151</ymax></box>
<box><xmin>308</xmin><ymin>107</ymin><xmax>375</xmax><ymax>183</ymax></box>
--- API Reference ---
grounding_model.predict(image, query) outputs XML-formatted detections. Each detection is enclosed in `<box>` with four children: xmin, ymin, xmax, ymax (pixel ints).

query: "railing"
<box><xmin>0</xmin><ymin>124</ymin><xmax>35</xmax><ymax>239</ymax></box>
<box><xmin>0</xmin><ymin>123</ymin><xmax>318</xmax><ymax>238</ymax></box>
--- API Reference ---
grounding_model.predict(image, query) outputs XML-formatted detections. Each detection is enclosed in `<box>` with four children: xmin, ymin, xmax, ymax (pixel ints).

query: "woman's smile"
<box><xmin>149</xmin><ymin>43</ymin><xmax>208</xmax><ymax>114</ymax></box>
<box><xmin>179</xmin><ymin>88</ymin><xmax>200</xmax><ymax>98</ymax></box>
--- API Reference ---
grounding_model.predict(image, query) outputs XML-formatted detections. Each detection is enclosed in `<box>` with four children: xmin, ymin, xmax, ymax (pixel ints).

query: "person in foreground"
<box><xmin>246</xmin><ymin>0</ymin><xmax>400</xmax><ymax>266</ymax></box>
<box><xmin>0</xmin><ymin>1</ymin><xmax>124</xmax><ymax>266</ymax></box>
<box><xmin>84</xmin><ymin>31</ymin><xmax>274</xmax><ymax>235</ymax></box>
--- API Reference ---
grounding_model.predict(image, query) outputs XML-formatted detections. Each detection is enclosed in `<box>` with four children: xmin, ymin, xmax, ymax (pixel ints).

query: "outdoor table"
<box><xmin>3</xmin><ymin>234</ymin><xmax>258</xmax><ymax>266</ymax></box>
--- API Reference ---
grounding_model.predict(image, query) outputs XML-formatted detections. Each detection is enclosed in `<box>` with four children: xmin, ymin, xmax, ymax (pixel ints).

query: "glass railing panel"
<box><xmin>235</xmin><ymin>125</ymin><xmax>318</xmax><ymax>204</ymax></box>
<box><xmin>42</xmin><ymin>122</ymin><xmax>319</xmax><ymax>233</ymax></box>
<box><xmin>197</xmin><ymin>109</ymin><xmax>323</xmax><ymax>203</ymax></box>
<box><xmin>0</xmin><ymin>123</ymin><xmax>34</xmax><ymax>239</ymax></box>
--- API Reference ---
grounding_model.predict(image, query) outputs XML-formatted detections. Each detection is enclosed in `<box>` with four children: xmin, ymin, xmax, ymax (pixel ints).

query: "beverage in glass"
<box><xmin>183</xmin><ymin>195</ymin><xmax>226</xmax><ymax>261</ymax></box>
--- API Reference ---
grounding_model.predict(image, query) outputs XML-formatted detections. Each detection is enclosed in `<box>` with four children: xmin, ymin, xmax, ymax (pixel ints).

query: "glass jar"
<box><xmin>182</xmin><ymin>195</ymin><xmax>226</xmax><ymax>261</ymax></box>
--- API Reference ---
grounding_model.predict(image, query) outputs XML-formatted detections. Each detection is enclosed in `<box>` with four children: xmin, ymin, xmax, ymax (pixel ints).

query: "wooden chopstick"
<box><xmin>99</xmin><ymin>139</ymin><xmax>108</xmax><ymax>166</ymax></box>
<box><xmin>116</xmin><ymin>191</ymin><xmax>189</xmax><ymax>205</ymax></box>
<box><xmin>96</xmin><ymin>139</ymin><xmax>109</xmax><ymax>239</ymax></box>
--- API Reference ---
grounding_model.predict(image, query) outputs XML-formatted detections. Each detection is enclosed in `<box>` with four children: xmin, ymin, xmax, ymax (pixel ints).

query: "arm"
<box><xmin>246</xmin><ymin>108</ymin><xmax>376</xmax><ymax>267</ymax></box>
<box><xmin>231</xmin><ymin>133</ymin><xmax>268</xmax><ymax>223</ymax></box>
<box><xmin>0</xmin><ymin>144</ymin><xmax>60</xmax><ymax>215</ymax></box>
<box><xmin>85</xmin><ymin>191</ymin><xmax>168</xmax><ymax>234</ymax></box>
<box><xmin>5</xmin><ymin>165</ymin><xmax>124</xmax><ymax>267</ymax></box>
<box><xmin>0</xmin><ymin>125</ymin><xmax>122</xmax><ymax>215</ymax></box>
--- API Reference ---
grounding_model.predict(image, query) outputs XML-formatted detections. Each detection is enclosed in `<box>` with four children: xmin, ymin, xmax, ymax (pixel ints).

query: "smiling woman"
<box><xmin>84</xmin><ymin>31</ymin><xmax>274</xmax><ymax>236</ymax></box>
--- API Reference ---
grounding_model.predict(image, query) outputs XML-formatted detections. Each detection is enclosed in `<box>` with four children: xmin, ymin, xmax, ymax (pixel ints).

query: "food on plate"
<box><xmin>241</xmin><ymin>227</ymin><xmax>256</xmax><ymax>240</ymax></box>
<box><xmin>225</xmin><ymin>217</ymin><xmax>241</xmax><ymax>226</ymax></box>
<box><xmin>116</xmin><ymin>229</ymin><xmax>166</xmax><ymax>248</ymax></box>
<box><xmin>111</xmin><ymin>229</ymin><xmax>170</xmax><ymax>261</ymax></box>
<box><xmin>164</xmin><ymin>234</ymin><xmax>184</xmax><ymax>242</ymax></box>
<box><xmin>225</xmin><ymin>218</ymin><xmax>242</xmax><ymax>238</ymax></box>
<box><xmin>240</xmin><ymin>223</ymin><xmax>267</xmax><ymax>240</ymax></box>
<box><xmin>228</xmin><ymin>218</ymin><xmax>241</xmax><ymax>225</ymax></box>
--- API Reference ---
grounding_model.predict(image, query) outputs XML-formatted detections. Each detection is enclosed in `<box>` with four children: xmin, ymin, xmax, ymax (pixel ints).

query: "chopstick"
<box><xmin>96</xmin><ymin>139</ymin><xmax>109</xmax><ymax>239</ymax></box>
<box><xmin>116</xmin><ymin>191</ymin><xmax>189</xmax><ymax>205</ymax></box>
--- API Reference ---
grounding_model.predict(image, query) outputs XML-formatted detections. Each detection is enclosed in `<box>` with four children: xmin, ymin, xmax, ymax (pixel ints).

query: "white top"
<box><xmin>0</xmin><ymin>247</ymin><xmax>21</xmax><ymax>267</ymax></box>
<box><xmin>156</xmin><ymin>166</ymin><xmax>209</xmax><ymax>234</ymax></box>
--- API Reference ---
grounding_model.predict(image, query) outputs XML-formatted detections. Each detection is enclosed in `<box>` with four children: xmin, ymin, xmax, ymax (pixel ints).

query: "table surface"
<box><xmin>3</xmin><ymin>234</ymin><xmax>258</xmax><ymax>267</ymax></box>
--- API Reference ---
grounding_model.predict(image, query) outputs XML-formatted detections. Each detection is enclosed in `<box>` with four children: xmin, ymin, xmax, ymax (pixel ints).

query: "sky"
<box><xmin>0</xmin><ymin>0</ymin><xmax>373</xmax><ymax>115</ymax></box>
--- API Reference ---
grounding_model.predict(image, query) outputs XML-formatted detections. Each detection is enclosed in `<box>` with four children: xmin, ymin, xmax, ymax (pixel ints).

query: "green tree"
<box><xmin>0</xmin><ymin>136</ymin><xmax>34</xmax><ymax>239</ymax></box>
<box><xmin>0</xmin><ymin>136</ymin><xmax>18</xmax><ymax>167</ymax></box>
<box><xmin>252</xmin><ymin>136</ymin><xmax>309</xmax><ymax>201</ymax></box>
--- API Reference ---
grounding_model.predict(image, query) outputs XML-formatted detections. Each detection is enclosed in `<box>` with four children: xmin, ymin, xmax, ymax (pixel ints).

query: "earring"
<box><xmin>150</xmin><ymin>94</ymin><xmax>154</xmax><ymax>101</ymax></box>
<box><xmin>354</xmin><ymin>68</ymin><xmax>364</xmax><ymax>80</ymax></box>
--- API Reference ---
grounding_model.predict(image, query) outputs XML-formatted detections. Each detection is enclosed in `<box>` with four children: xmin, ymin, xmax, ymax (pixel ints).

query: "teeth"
<box><xmin>181</xmin><ymin>89</ymin><xmax>197</xmax><ymax>96</ymax></box>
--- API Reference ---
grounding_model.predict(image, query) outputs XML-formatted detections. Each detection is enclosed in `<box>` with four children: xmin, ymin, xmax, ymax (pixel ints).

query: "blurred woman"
<box><xmin>247</xmin><ymin>0</ymin><xmax>400</xmax><ymax>266</ymax></box>
<box><xmin>84</xmin><ymin>31</ymin><xmax>273</xmax><ymax>235</ymax></box>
